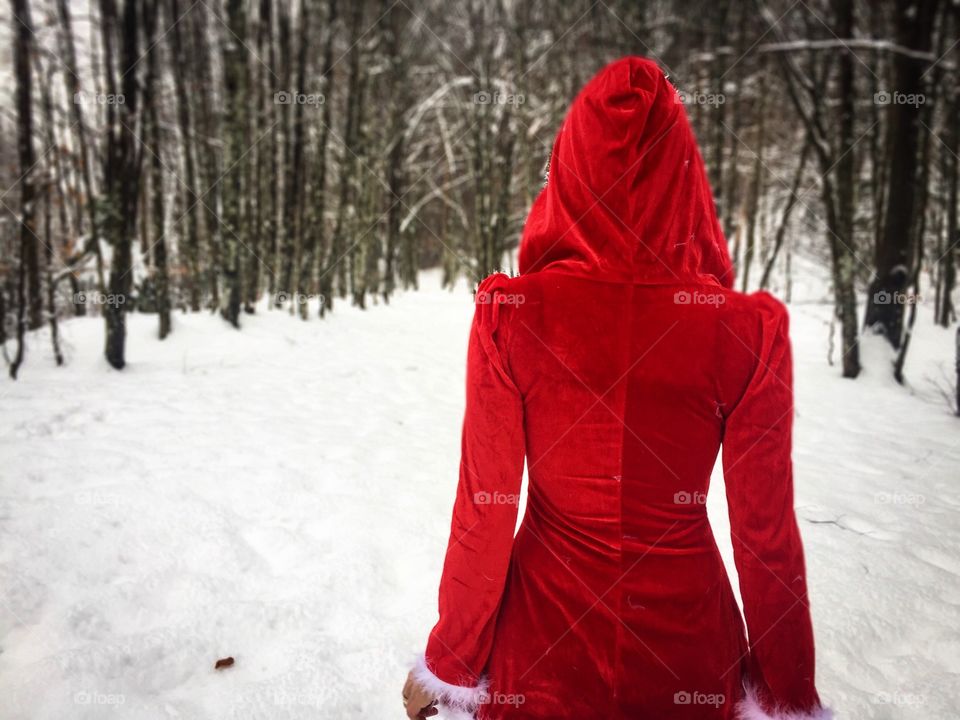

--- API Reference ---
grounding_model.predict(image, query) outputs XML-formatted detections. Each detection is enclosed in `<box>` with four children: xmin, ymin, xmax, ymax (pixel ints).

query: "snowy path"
<box><xmin>1</xmin><ymin>270</ymin><xmax>959</xmax><ymax>719</ymax></box>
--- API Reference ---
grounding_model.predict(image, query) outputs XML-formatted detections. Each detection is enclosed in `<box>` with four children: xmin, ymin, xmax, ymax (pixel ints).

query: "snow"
<box><xmin>2</xmin><ymin>267</ymin><xmax>959</xmax><ymax>719</ymax></box>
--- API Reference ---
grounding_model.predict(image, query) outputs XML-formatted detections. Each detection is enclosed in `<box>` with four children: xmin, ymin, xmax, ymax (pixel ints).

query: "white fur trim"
<box><xmin>737</xmin><ymin>685</ymin><xmax>834</xmax><ymax>720</ymax></box>
<box><xmin>412</xmin><ymin>653</ymin><xmax>489</xmax><ymax>713</ymax></box>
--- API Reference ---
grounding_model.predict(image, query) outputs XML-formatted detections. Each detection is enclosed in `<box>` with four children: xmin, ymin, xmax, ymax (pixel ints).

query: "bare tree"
<box><xmin>935</xmin><ymin>2</ymin><xmax>958</xmax><ymax>327</ymax></box>
<box><xmin>9</xmin><ymin>0</ymin><xmax>37</xmax><ymax>378</ymax></box>
<box><xmin>864</xmin><ymin>0</ymin><xmax>941</xmax><ymax>346</ymax></box>
<box><xmin>101</xmin><ymin>0</ymin><xmax>143</xmax><ymax>369</ymax></box>
<box><xmin>168</xmin><ymin>0</ymin><xmax>202</xmax><ymax>311</ymax></box>
<box><xmin>143</xmin><ymin>0</ymin><xmax>170</xmax><ymax>338</ymax></box>
<box><xmin>37</xmin><ymin>54</ymin><xmax>65</xmax><ymax>364</ymax></box>
<box><xmin>219</xmin><ymin>0</ymin><xmax>249</xmax><ymax>327</ymax></box>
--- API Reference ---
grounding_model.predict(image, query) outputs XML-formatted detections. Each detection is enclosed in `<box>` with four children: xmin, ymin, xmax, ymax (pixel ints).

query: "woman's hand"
<box><xmin>402</xmin><ymin>671</ymin><xmax>438</xmax><ymax>719</ymax></box>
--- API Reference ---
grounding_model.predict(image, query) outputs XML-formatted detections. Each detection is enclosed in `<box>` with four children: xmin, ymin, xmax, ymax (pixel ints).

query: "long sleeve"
<box><xmin>416</xmin><ymin>274</ymin><xmax>526</xmax><ymax>713</ymax></box>
<box><xmin>721</xmin><ymin>297</ymin><xmax>831</xmax><ymax>720</ymax></box>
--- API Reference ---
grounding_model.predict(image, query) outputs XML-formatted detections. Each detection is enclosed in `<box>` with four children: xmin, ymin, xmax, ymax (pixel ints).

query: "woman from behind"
<box><xmin>403</xmin><ymin>56</ymin><xmax>832</xmax><ymax>720</ymax></box>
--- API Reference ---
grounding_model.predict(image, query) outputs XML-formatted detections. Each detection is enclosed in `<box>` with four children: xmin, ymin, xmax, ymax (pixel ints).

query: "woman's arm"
<box><xmin>721</xmin><ymin>296</ymin><xmax>832</xmax><ymax>719</ymax></box>
<box><xmin>410</xmin><ymin>274</ymin><xmax>526</xmax><ymax>716</ymax></box>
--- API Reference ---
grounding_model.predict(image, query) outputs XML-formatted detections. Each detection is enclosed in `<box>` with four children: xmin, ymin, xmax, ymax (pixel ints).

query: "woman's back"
<box><xmin>477</xmin><ymin>272</ymin><xmax>806</xmax><ymax>719</ymax></box>
<box><xmin>409</xmin><ymin>57</ymin><xmax>830</xmax><ymax>720</ymax></box>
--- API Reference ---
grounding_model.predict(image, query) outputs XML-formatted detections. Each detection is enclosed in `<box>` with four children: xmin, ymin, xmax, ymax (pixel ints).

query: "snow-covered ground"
<box><xmin>1</xmin><ymin>267</ymin><xmax>958</xmax><ymax>719</ymax></box>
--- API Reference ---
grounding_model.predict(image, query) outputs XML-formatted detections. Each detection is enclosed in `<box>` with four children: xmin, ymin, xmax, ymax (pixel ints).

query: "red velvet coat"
<box><xmin>415</xmin><ymin>57</ymin><xmax>830</xmax><ymax>720</ymax></box>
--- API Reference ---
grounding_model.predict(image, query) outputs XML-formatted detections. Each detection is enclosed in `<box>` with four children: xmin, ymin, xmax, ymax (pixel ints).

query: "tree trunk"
<box><xmin>246</xmin><ymin>0</ymin><xmax>273</xmax><ymax>311</ymax></box>
<box><xmin>281</xmin><ymin>0</ymin><xmax>310</xmax><ymax>310</ymax></box>
<box><xmin>831</xmin><ymin>0</ymin><xmax>861</xmax><ymax>378</ymax></box>
<box><xmin>168</xmin><ymin>0</ymin><xmax>201</xmax><ymax>311</ymax></box>
<box><xmin>192</xmin><ymin>6</ymin><xmax>221</xmax><ymax>309</ymax></box>
<box><xmin>865</xmin><ymin>0</ymin><xmax>941</xmax><ymax>346</ymax></box>
<box><xmin>741</xmin><ymin>62</ymin><xmax>767</xmax><ymax>292</ymax></box>
<box><xmin>44</xmin><ymin>175</ymin><xmax>64</xmax><ymax>366</ymax></box>
<box><xmin>382</xmin><ymin>0</ymin><xmax>406</xmax><ymax>303</ymax></box>
<box><xmin>219</xmin><ymin>0</ymin><xmax>248</xmax><ymax>327</ymax></box>
<box><xmin>262</xmin><ymin>0</ymin><xmax>278</xmax><ymax>302</ymax></box>
<box><xmin>143</xmin><ymin>0</ymin><xmax>170</xmax><ymax>338</ymax></box>
<box><xmin>300</xmin><ymin>0</ymin><xmax>338</xmax><ymax>319</ymax></box>
<box><xmin>322</xmin><ymin>0</ymin><xmax>364</xmax><ymax>315</ymax></box>
<box><xmin>936</xmin><ymin>3</ymin><xmax>958</xmax><ymax>326</ymax></box>
<box><xmin>10</xmin><ymin>0</ymin><xmax>36</xmax><ymax>378</ymax></box>
<box><xmin>38</xmin><ymin>54</ymin><xmax>64</xmax><ymax>364</ymax></box>
<box><xmin>102</xmin><ymin>0</ymin><xmax>142</xmax><ymax>369</ymax></box>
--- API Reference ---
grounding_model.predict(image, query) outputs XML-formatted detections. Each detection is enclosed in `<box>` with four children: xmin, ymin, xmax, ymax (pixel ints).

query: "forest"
<box><xmin>1</xmin><ymin>0</ymin><xmax>957</xmax><ymax>394</ymax></box>
<box><xmin>2</xmin><ymin>3</ymin><xmax>960</xmax><ymax>717</ymax></box>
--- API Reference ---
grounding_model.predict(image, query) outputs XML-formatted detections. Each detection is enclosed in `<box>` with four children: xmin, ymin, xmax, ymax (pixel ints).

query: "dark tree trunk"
<box><xmin>143</xmin><ymin>0</ymin><xmax>170</xmax><ymax>338</ymax></box>
<box><xmin>299</xmin><ymin>0</ymin><xmax>338</xmax><ymax>320</ymax></box>
<box><xmin>322</xmin><ymin>0</ymin><xmax>364</xmax><ymax>315</ymax></box>
<box><xmin>245</xmin><ymin>0</ymin><xmax>273</xmax><ymax>311</ymax></box>
<box><xmin>831</xmin><ymin>0</ymin><xmax>860</xmax><ymax>378</ymax></box>
<box><xmin>281</xmin><ymin>0</ymin><xmax>310</xmax><ymax>310</ymax></box>
<box><xmin>353</xmin><ymin>61</ymin><xmax>375</xmax><ymax>309</ymax></box>
<box><xmin>275</xmin><ymin>1</ymin><xmax>295</xmax><ymax>305</ymax></box>
<box><xmin>382</xmin><ymin>0</ymin><xmax>406</xmax><ymax>303</ymax></box>
<box><xmin>102</xmin><ymin>0</ymin><xmax>142</xmax><ymax>369</ymax></box>
<box><xmin>265</xmin><ymin>0</ymin><xmax>280</xmax><ymax>301</ymax></box>
<box><xmin>10</xmin><ymin>0</ymin><xmax>36</xmax><ymax>378</ymax></box>
<box><xmin>865</xmin><ymin>0</ymin><xmax>941</xmax><ymax>346</ymax></box>
<box><xmin>191</xmin><ymin>6</ymin><xmax>221</xmax><ymax>309</ymax></box>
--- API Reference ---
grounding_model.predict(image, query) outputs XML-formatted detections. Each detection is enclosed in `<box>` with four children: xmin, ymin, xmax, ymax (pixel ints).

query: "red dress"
<box><xmin>414</xmin><ymin>57</ymin><xmax>831</xmax><ymax>720</ymax></box>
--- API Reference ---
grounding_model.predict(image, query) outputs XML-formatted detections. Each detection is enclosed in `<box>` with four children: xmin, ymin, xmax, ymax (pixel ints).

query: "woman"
<box><xmin>403</xmin><ymin>57</ymin><xmax>831</xmax><ymax>720</ymax></box>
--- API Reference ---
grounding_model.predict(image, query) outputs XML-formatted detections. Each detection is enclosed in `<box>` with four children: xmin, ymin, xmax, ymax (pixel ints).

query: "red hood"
<box><xmin>518</xmin><ymin>57</ymin><xmax>733</xmax><ymax>287</ymax></box>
